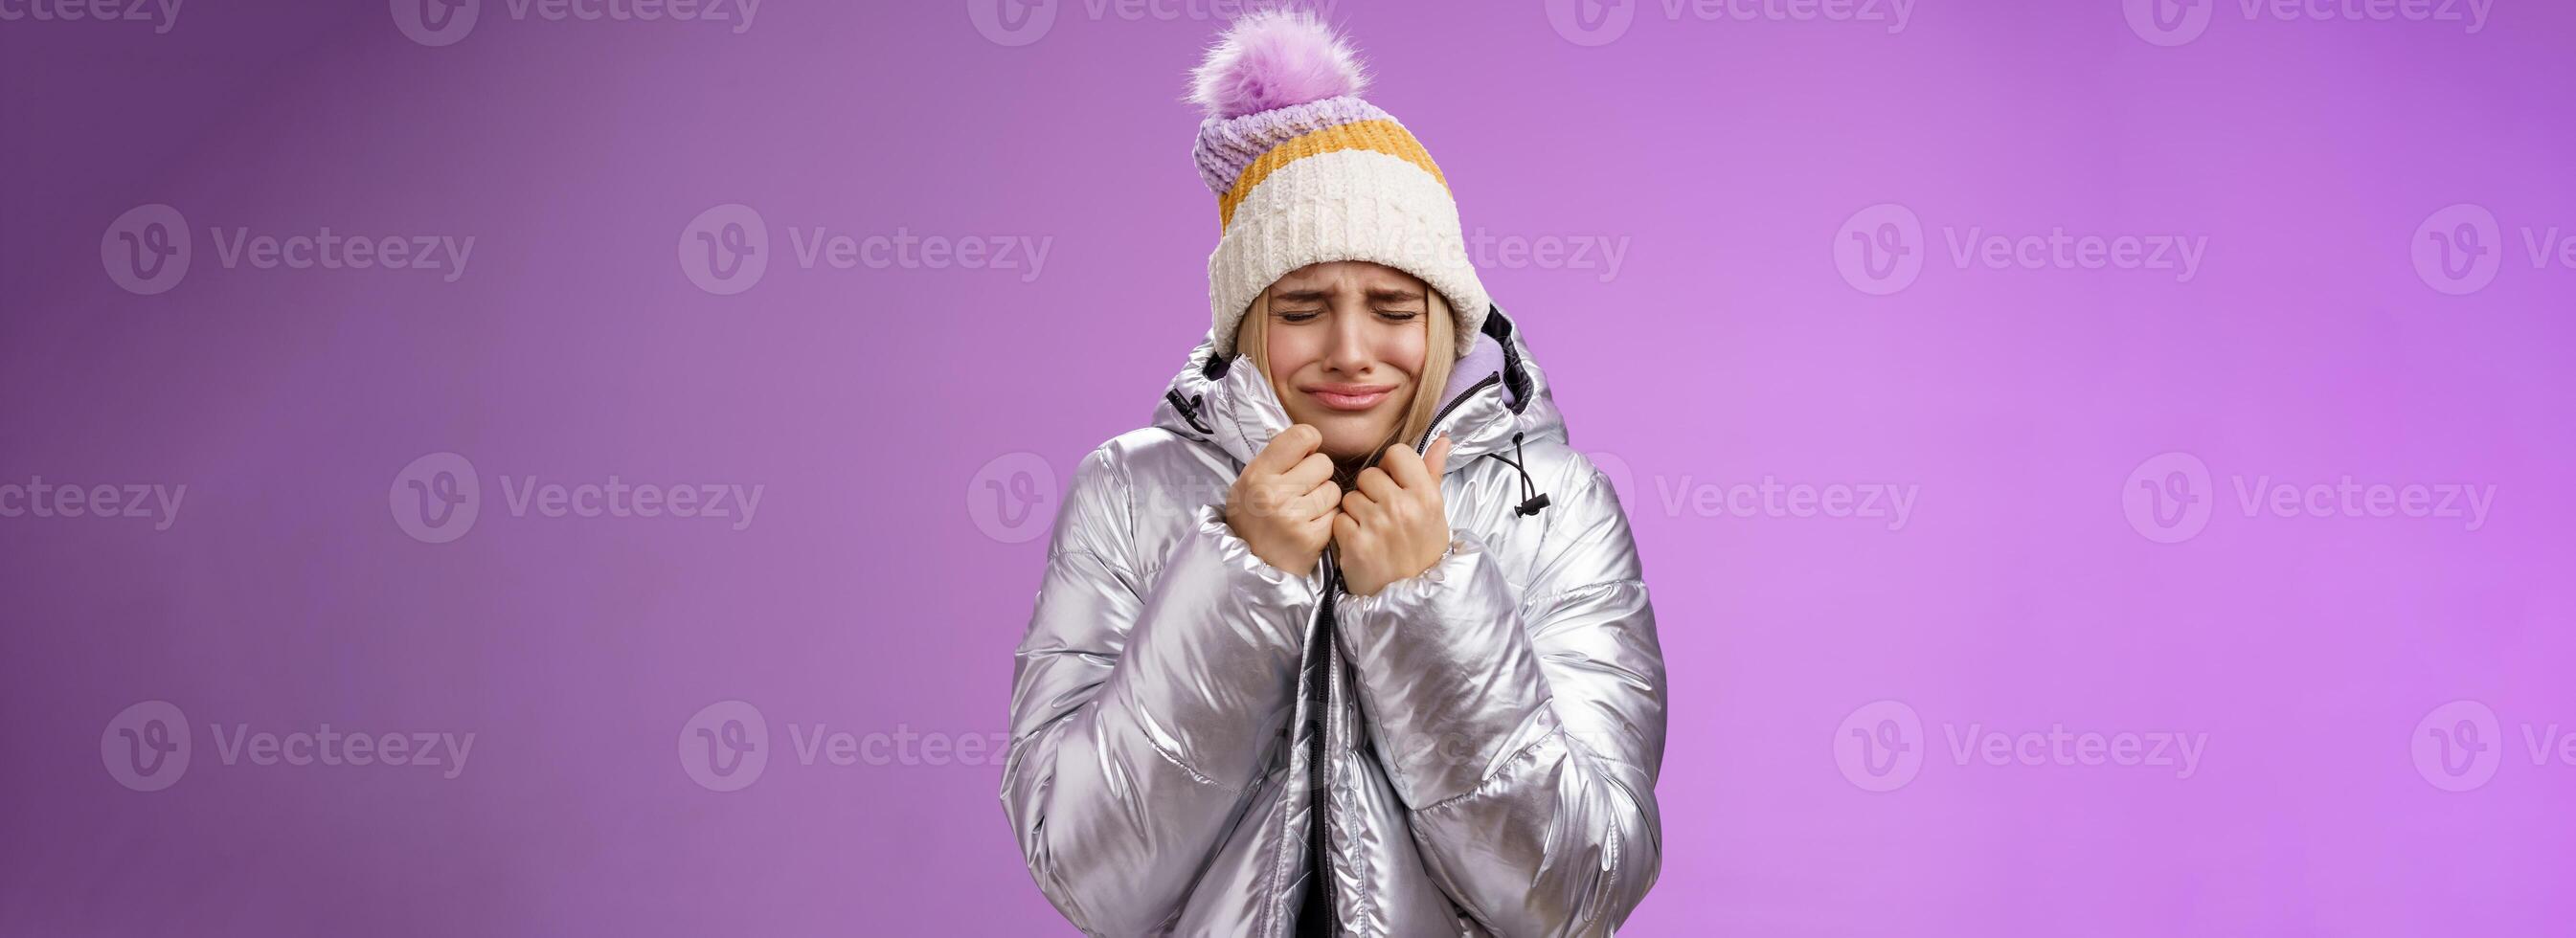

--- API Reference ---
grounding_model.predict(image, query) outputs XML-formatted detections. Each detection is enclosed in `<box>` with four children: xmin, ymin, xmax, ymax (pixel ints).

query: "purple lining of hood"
<box><xmin>1435</xmin><ymin>331</ymin><xmax>1512</xmax><ymax>416</ymax></box>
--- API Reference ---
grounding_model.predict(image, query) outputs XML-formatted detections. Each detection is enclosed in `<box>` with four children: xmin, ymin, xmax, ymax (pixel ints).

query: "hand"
<box><xmin>1225</xmin><ymin>424</ymin><xmax>1341</xmax><ymax>575</ymax></box>
<box><xmin>1332</xmin><ymin>434</ymin><xmax>1456</xmax><ymax>597</ymax></box>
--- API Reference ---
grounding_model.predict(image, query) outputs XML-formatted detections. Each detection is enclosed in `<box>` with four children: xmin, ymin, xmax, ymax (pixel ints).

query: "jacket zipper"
<box><xmin>1307</xmin><ymin>558</ymin><xmax>1344</xmax><ymax>937</ymax></box>
<box><xmin>1415</xmin><ymin>372</ymin><xmax>1502</xmax><ymax>451</ymax></box>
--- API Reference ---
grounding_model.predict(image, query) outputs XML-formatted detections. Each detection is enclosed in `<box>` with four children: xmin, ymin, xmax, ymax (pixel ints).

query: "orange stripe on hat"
<box><xmin>1219</xmin><ymin>119</ymin><xmax>1448</xmax><ymax>230</ymax></box>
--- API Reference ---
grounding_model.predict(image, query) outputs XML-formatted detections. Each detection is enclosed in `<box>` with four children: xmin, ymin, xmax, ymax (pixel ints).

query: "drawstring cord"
<box><xmin>1483</xmin><ymin>432</ymin><xmax>1551</xmax><ymax>517</ymax></box>
<box><xmin>1164</xmin><ymin>390</ymin><xmax>1212</xmax><ymax>435</ymax></box>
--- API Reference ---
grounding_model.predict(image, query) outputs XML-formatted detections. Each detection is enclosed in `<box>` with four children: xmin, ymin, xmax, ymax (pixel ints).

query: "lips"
<box><xmin>1301</xmin><ymin>384</ymin><xmax>1396</xmax><ymax>412</ymax></box>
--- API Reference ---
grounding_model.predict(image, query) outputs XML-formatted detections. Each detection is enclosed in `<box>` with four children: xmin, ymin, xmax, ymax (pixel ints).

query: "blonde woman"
<box><xmin>1002</xmin><ymin>12</ymin><xmax>1667</xmax><ymax>936</ymax></box>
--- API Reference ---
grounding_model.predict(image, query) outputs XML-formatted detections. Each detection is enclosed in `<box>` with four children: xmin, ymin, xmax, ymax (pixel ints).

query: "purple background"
<box><xmin>5</xmin><ymin>0</ymin><xmax>2573</xmax><ymax>934</ymax></box>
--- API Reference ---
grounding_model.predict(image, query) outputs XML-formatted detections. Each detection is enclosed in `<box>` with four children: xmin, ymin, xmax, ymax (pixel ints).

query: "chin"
<box><xmin>1307</xmin><ymin>415</ymin><xmax>1398</xmax><ymax>460</ymax></box>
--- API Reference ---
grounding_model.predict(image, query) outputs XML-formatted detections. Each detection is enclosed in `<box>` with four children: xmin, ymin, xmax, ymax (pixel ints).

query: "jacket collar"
<box><xmin>1152</xmin><ymin>304</ymin><xmax>1568</xmax><ymax>478</ymax></box>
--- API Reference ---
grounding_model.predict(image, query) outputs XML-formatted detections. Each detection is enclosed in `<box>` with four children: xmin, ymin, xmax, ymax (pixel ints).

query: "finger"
<box><xmin>1355</xmin><ymin>466</ymin><xmax>1400</xmax><ymax>503</ymax></box>
<box><xmin>1425</xmin><ymin>433</ymin><xmax>1454</xmax><ymax>481</ymax></box>
<box><xmin>1280</xmin><ymin>452</ymin><xmax>1335</xmax><ymax>490</ymax></box>
<box><xmin>1251</xmin><ymin>479</ymin><xmax>1313</xmax><ymax>519</ymax></box>
<box><xmin>1290</xmin><ymin>481</ymin><xmax>1343</xmax><ymax>521</ymax></box>
<box><xmin>1331</xmin><ymin>511</ymin><xmax>1360</xmax><ymax>547</ymax></box>
<box><xmin>1341</xmin><ymin>489</ymin><xmax>1377</xmax><ymax>521</ymax></box>
<box><xmin>1379</xmin><ymin>441</ymin><xmax>1429</xmax><ymax>491</ymax></box>
<box><xmin>1236</xmin><ymin>480</ymin><xmax>1283</xmax><ymax>516</ymax></box>
<box><xmin>1250</xmin><ymin>424</ymin><xmax>1322</xmax><ymax>475</ymax></box>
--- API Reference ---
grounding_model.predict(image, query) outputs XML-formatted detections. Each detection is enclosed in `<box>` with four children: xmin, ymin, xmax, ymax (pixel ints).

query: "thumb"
<box><xmin>1425</xmin><ymin>433</ymin><xmax>1454</xmax><ymax>480</ymax></box>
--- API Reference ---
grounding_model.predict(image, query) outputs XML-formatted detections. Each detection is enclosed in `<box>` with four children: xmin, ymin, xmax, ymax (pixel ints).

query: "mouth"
<box><xmin>1300</xmin><ymin>383</ymin><xmax>1397</xmax><ymax>412</ymax></box>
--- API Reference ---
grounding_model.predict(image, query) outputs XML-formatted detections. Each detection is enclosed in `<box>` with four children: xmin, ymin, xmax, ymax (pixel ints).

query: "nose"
<box><xmin>1322</xmin><ymin>306</ymin><xmax>1372</xmax><ymax>374</ymax></box>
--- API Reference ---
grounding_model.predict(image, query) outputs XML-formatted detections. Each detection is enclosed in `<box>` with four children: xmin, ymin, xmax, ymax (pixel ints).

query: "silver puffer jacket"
<box><xmin>1002</xmin><ymin>307</ymin><xmax>1667</xmax><ymax>936</ymax></box>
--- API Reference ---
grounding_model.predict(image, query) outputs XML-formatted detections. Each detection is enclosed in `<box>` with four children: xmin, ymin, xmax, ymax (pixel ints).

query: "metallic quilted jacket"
<box><xmin>1002</xmin><ymin>307</ymin><xmax>1667</xmax><ymax>936</ymax></box>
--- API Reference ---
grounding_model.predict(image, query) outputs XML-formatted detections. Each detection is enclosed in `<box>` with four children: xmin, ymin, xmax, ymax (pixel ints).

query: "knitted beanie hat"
<box><xmin>1188</xmin><ymin>11</ymin><xmax>1490</xmax><ymax>359</ymax></box>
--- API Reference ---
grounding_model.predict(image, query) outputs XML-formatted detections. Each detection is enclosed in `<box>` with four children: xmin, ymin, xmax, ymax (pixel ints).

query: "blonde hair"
<box><xmin>1236</xmin><ymin>282</ymin><xmax>1457</xmax><ymax>477</ymax></box>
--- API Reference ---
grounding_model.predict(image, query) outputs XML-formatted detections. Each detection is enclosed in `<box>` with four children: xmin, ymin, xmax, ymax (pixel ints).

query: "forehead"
<box><xmin>1270</xmin><ymin>260</ymin><xmax>1423</xmax><ymax>293</ymax></box>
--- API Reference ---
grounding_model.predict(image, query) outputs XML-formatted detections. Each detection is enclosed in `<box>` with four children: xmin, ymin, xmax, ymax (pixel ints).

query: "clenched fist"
<box><xmin>1225</xmin><ymin>424</ymin><xmax>1342</xmax><ymax>575</ymax></box>
<box><xmin>1332</xmin><ymin>434</ymin><xmax>1455</xmax><ymax>597</ymax></box>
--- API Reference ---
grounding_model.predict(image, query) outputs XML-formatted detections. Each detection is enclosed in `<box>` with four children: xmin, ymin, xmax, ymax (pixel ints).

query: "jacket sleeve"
<box><xmin>1000</xmin><ymin>443</ymin><xmax>1320</xmax><ymax>935</ymax></box>
<box><xmin>1333</xmin><ymin>460</ymin><xmax>1667</xmax><ymax>938</ymax></box>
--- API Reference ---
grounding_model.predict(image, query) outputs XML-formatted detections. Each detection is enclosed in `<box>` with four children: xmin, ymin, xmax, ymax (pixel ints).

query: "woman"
<box><xmin>1001</xmin><ymin>12</ymin><xmax>1668</xmax><ymax>936</ymax></box>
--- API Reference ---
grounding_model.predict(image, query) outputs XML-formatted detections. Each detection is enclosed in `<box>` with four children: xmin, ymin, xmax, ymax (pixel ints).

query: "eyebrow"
<box><xmin>1272</xmin><ymin>287</ymin><xmax>1425</xmax><ymax>303</ymax></box>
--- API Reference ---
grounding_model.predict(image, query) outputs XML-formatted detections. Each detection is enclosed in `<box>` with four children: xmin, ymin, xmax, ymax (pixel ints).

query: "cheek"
<box><xmin>1379</xmin><ymin>327</ymin><xmax>1427</xmax><ymax>382</ymax></box>
<box><xmin>1267</xmin><ymin>331</ymin><xmax>1320</xmax><ymax>379</ymax></box>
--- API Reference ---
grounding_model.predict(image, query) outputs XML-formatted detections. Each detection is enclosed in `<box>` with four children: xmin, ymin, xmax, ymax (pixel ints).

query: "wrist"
<box><xmin>1201</xmin><ymin>504</ymin><xmax>1324</xmax><ymax>590</ymax></box>
<box><xmin>1216</xmin><ymin>506</ymin><xmax>1319</xmax><ymax>579</ymax></box>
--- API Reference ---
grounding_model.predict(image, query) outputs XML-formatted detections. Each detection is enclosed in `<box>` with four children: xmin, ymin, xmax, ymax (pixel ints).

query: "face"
<box><xmin>1254</xmin><ymin>261</ymin><xmax>1433</xmax><ymax>461</ymax></box>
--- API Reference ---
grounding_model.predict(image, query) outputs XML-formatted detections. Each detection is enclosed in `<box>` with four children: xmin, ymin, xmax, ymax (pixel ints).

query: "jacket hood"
<box><xmin>1151</xmin><ymin>303</ymin><xmax>1567</xmax><ymax>476</ymax></box>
